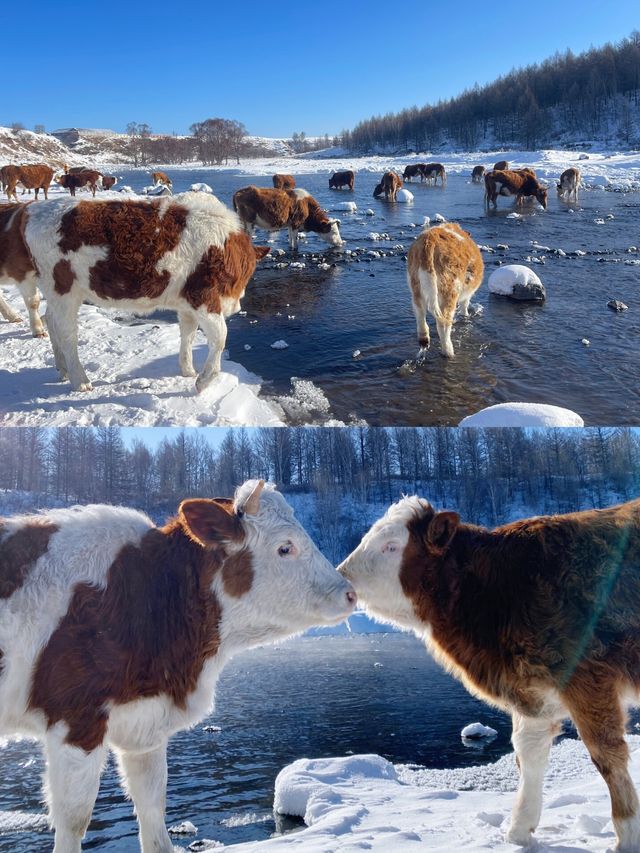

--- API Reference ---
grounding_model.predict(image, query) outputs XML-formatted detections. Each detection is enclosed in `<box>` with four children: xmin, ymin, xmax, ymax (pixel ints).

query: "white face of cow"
<box><xmin>337</xmin><ymin>496</ymin><xmax>431</xmax><ymax>631</ymax></box>
<box><xmin>180</xmin><ymin>481</ymin><xmax>356</xmax><ymax>646</ymax></box>
<box><xmin>321</xmin><ymin>219</ymin><xmax>344</xmax><ymax>248</ymax></box>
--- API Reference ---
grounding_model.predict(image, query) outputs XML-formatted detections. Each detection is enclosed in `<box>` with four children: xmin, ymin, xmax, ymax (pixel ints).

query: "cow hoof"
<box><xmin>181</xmin><ymin>367</ymin><xmax>197</xmax><ymax>378</ymax></box>
<box><xmin>71</xmin><ymin>381</ymin><xmax>93</xmax><ymax>392</ymax></box>
<box><xmin>33</xmin><ymin>331</ymin><xmax>48</xmax><ymax>338</ymax></box>
<box><xmin>8</xmin><ymin>316</ymin><xmax>22</xmax><ymax>324</ymax></box>
<box><xmin>418</xmin><ymin>338</ymin><xmax>430</xmax><ymax>348</ymax></box>
<box><xmin>505</xmin><ymin>827</ymin><xmax>534</xmax><ymax>847</ymax></box>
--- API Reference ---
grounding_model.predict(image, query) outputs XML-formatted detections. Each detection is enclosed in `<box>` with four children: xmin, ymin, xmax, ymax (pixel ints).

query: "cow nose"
<box><xmin>346</xmin><ymin>589</ymin><xmax>357</xmax><ymax>606</ymax></box>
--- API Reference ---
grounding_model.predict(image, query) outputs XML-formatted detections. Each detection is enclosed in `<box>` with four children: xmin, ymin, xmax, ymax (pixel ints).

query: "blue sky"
<box><xmin>5</xmin><ymin>1</ymin><xmax>636</xmax><ymax>138</ymax></box>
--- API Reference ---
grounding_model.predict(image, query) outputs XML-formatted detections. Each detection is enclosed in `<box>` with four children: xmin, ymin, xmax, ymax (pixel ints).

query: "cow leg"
<box><xmin>34</xmin><ymin>188</ymin><xmax>40</xmax><ymax>200</ymax></box>
<box><xmin>194</xmin><ymin>311</ymin><xmax>227</xmax><ymax>393</ymax></box>
<box><xmin>46</xmin><ymin>298</ymin><xmax>92</xmax><ymax>391</ymax></box>
<box><xmin>0</xmin><ymin>291</ymin><xmax>23</xmax><ymax>324</ymax></box>
<box><xmin>45</xmin><ymin>306</ymin><xmax>69</xmax><ymax>379</ymax></box>
<box><xmin>44</xmin><ymin>735</ymin><xmax>106</xmax><ymax>853</ymax></box>
<box><xmin>407</xmin><ymin>270</ymin><xmax>429</xmax><ymax>348</ymax></box>
<box><xmin>564</xmin><ymin>682</ymin><xmax>640</xmax><ymax>852</ymax></box>
<box><xmin>116</xmin><ymin>744</ymin><xmax>173</xmax><ymax>853</ymax></box>
<box><xmin>44</xmin><ymin>185</ymin><xmax>49</xmax><ymax>200</ymax></box>
<box><xmin>288</xmin><ymin>227</ymin><xmax>298</xmax><ymax>253</ymax></box>
<box><xmin>458</xmin><ymin>295</ymin><xmax>471</xmax><ymax>318</ymax></box>
<box><xmin>178</xmin><ymin>311</ymin><xmax>198</xmax><ymax>377</ymax></box>
<box><xmin>436</xmin><ymin>318</ymin><xmax>454</xmax><ymax>357</ymax></box>
<box><xmin>506</xmin><ymin>712</ymin><xmax>558</xmax><ymax>846</ymax></box>
<box><xmin>20</xmin><ymin>277</ymin><xmax>47</xmax><ymax>337</ymax></box>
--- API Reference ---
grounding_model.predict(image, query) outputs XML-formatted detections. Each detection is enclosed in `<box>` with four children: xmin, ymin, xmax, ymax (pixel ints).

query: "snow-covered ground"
<box><xmin>0</xmin><ymin>291</ymin><xmax>281</xmax><ymax>427</ymax></box>
<box><xmin>176</xmin><ymin>738</ymin><xmax>640</xmax><ymax>851</ymax></box>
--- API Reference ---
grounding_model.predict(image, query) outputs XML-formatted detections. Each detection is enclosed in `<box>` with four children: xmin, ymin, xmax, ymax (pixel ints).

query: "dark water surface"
<box><xmin>108</xmin><ymin>166</ymin><xmax>638</xmax><ymax>426</ymax></box>
<box><xmin>0</xmin><ymin>634</ymin><xmax>515</xmax><ymax>851</ymax></box>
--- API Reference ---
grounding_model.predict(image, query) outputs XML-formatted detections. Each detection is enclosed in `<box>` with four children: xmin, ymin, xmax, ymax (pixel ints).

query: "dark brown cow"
<box><xmin>493</xmin><ymin>159</ymin><xmax>509</xmax><ymax>171</ymax></box>
<box><xmin>233</xmin><ymin>186</ymin><xmax>343</xmax><ymax>252</ymax></box>
<box><xmin>420</xmin><ymin>162</ymin><xmax>446</xmax><ymax>186</ymax></box>
<box><xmin>471</xmin><ymin>165</ymin><xmax>485</xmax><ymax>183</ymax></box>
<box><xmin>339</xmin><ymin>497</ymin><xmax>640</xmax><ymax>852</ymax></box>
<box><xmin>484</xmin><ymin>169</ymin><xmax>548</xmax><ymax>209</ymax></box>
<box><xmin>373</xmin><ymin>171</ymin><xmax>403</xmax><ymax>202</ymax></box>
<box><xmin>272</xmin><ymin>174</ymin><xmax>296</xmax><ymax>190</ymax></box>
<box><xmin>328</xmin><ymin>170</ymin><xmax>355</xmax><ymax>190</ymax></box>
<box><xmin>56</xmin><ymin>170</ymin><xmax>103</xmax><ymax>197</ymax></box>
<box><xmin>1</xmin><ymin>164</ymin><xmax>54</xmax><ymax>201</ymax></box>
<box><xmin>402</xmin><ymin>164</ymin><xmax>425</xmax><ymax>182</ymax></box>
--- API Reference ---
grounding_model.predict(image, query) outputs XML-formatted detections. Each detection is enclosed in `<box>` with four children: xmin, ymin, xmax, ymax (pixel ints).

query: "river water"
<box><xmin>117</xmin><ymin>168</ymin><xmax>638</xmax><ymax>425</ymax></box>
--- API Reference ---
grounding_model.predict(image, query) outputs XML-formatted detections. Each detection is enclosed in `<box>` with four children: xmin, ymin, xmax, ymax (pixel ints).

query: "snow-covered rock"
<box><xmin>271</xmin><ymin>340</ymin><xmax>289</xmax><ymax>350</ymax></box>
<box><xmin>488</xmin><ymin>265</ymin><xmax>546</xmax><ymax>301</ymax></box>
<box><xmin>332</xmin><ymin>201</ymin><xmax>357</xmax><ymax>212</ymax></box>
<box><xmin>461</xmin><ymin>723</ymin><xmax>498</xmax><ymax>739</ymax></box>
<box><xmin>189</xmin><ymin>182</ymin><xmax>214</xmax><ymax>193</ymax></box>
<box><xmin>168</xmin><ymin>820</ymin><xmax>197</xmax><ymax>834</ymax></box>
<box><xmin>395</xmin><ymin>188</ymin><xmax>414</xmax><ymax>203</ymax></box>
<box><xmin>459</xmin><ymin>403</ymin><xmax>584</xmax><ymax>428</ymax></box>
<box><xmin>142</xmin><ymin>184</ymin><xmax>172</xmax><ymax>196</ymax></box>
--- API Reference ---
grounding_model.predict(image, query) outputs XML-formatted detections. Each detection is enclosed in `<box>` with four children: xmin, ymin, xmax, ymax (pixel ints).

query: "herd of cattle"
<box><xmin>0</xmin><ymin>156</ymin><xmax>583</xmax><ymax>393</ymax></box>
<box><xmin>0</xmin><ymin>477</ymin><xmax>638</xmax><ymax>853</ymax></box>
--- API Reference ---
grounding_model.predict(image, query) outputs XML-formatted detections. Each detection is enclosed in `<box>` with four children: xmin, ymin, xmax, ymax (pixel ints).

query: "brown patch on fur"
<box><xmin>53</xmin><ymin>259</ymin><xmax>75</xmax><ymax>295</ymax></box>
<box><xmin>0</xmin><ymin>204</ymin><xmax>36</xmax><ymax>283</ymax></box>
<box><xmin>58</xmin><ymin>200</ymin><xmax>189</xmax><ymax>300</ymax></box>
<box><xmin>493</xmin><ymin>159</ymin><xmax>509</xmax><ymax>170</ymax></box>
<box><xmin>181</xmin><ymin>232</ymin><xmax>268</xmax><ymax>314</ymax></box>
<box><xmin>222</xmin><ymin>549</ymin><xmax>254</xmax><ymax>597</ymax></box>
<box><xmin>0</xmin><ymin>520</ymin><xmax>59</xmax><ymax>599</ymax></box>
<box><xmin>1</xmin><ymin>164</ymin><xmax>54</xmax><ymax>201</ymax></box>
<box><xmin>406</xmin><ymin>222</ymin><xmax>484</xmax><ymax>354</ymax></box>
<box><xmin>273</xmin><ymin>174</ymin><xmax>295</xmax><ymax>190</ymax></box>
<box><xmin>28</xmin><ymin>515</ymin><xmax>232</xmax><ymax>752</ymax></box>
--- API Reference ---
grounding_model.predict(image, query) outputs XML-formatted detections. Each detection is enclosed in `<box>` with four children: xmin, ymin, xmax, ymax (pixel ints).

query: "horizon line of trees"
<box><xmin>342</xmin><ymin>32</ymin><xmax>640</xmax><ymax>153</ymax></box>
<box><xmin>0</xmin><ymin>428</ymin><xmax>637</xmax><ymax>529</ymax></box>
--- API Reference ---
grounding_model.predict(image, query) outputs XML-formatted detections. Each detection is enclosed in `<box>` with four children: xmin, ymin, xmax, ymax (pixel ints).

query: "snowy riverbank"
<box><xmin>182</xmin><ymin>736</ymin><xmax>640</xmax><ymax>851</ymax></box>
<box><xmin>0</xmin><ymin>289</ymin><xmax>282</xmax><ymax>427</ymax></box>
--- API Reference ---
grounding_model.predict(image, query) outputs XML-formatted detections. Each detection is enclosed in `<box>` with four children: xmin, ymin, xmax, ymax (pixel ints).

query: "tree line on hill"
<box><xmin>0</xmin><ymin>427</ymin><xmax>637</xmax><ymax>530</ymax></box>
<box><xmin>342</xmin><ymin>33</ymin><xmax>640</xmax><ymax>153</ymax></box>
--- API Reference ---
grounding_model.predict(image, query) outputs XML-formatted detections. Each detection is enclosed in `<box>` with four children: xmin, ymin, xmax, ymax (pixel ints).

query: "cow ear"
<box><xmin>179</xmin><ymin>498</ymin><xmax>243</xmax><ymax>548</ymax></box>
<box><xmin>425</xmin><ymin>511</ymin><xmax>459</xmax><ymax>552</ymax></box>
<box><xmin>254</xmin><ymin>245</ymin><xmax>270</xmax><ymax>260</ymax></box>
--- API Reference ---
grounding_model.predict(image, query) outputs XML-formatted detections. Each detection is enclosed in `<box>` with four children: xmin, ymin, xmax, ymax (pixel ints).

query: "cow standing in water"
<box><xmin>0</xmin><ymin>480</ymin><xmax>356</xmax><ymax>853</ymax></box>
<box><xmin>557</xmin><ymin>167</ymin><xmax>581</xmax><ymax>201</ymax></box>
<box><xmin>339</xmin><ymin>497</ymin><xmax>640</xmax><ymax>852</ymax></box>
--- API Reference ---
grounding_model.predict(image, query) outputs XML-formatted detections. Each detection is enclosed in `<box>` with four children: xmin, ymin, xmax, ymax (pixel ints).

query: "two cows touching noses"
<box><xmin>2</xmin><ymin>484</ymin><xmax>639</xmax><ymax>852</ymax></box>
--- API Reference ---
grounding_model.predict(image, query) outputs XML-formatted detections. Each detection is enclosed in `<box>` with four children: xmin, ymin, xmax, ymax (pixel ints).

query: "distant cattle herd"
<box><xmin>0</xmin><ymin>155</ymin><xmax>584</xmax><ymax>390</ymax></box>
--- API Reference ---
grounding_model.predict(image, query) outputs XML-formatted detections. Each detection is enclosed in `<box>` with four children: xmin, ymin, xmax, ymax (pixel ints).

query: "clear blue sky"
<box><xmin>5</xmin><ymin>1</ymin><xmax>636</xmax><ymax>137</ymax></box>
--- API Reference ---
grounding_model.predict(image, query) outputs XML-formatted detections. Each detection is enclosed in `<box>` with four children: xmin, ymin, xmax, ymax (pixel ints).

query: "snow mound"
<box><xmin>0</xmin><ymin>810</ymin><xmax>48</xmax><ymax>833</ymax></box>
<box><xmin>142</xmin><ymin>184</ymin><xmax>172</xmax><ymax>196</ymax></box>
<box><xmin>168</xmin><ymin>820</ymin><xmax>197</xmax><ymax>835</ymax></box>
<box><xmin>461</xmin><ymin>723</ymin><xmax>498</xmax><ymax>739</ymax></box>
<box><xmin>189</xmin><ymin>182</ymin><xmax>214</xmax><ymax>193</ymax></box>
<box><xmin>459</xmin><ymin>403</ymin><xmax>584</xmax><ymax>428</ymax></box>
<box><xmin>488</xmin><ymin>265</ymin><xmax>542</xmax><ymax>296</ymax></box>
<box><xmin>395</xmin><ymin>188</ymin><xmax>414</xmax><ymax>203</ymax></box>
<box><xmin>332</xmin><ymin>201</ymin><xmax>357</xmax><ymax>212</ymax></box>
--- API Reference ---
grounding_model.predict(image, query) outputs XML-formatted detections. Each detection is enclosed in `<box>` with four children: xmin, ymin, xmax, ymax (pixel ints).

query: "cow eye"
<box><xmin>278</xmin><ymin>541</ymin><xmax>295</xmax><ymax>557</ymax></box>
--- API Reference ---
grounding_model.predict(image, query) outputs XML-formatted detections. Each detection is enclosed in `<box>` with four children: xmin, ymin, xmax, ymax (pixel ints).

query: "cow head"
<box><xmin>338</xmin><ymin>495</ymin><xmax>458</xmax><ymax>631</ymax></box>
<box><xmin>536</xmin><ymin>186</ymin><xmax>549</xmax><ymax>209</ymax></box>
<box><xmin>180</xmin><ymin>480</ymin><xmax>356</xmax><ymax>641</ymax></box>
<box><xmin>317</xmin><ymin>218</ymin><xmax>344</xmax><ymax>248</ymax></box>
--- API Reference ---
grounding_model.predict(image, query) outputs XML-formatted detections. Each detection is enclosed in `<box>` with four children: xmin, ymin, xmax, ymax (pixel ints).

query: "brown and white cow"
<box><xmin>484</xmin><ymin>169</ymin><xmax>548</xmax><ymax>209</ymax></box>
<box><xmin>557</xmin><ymin>167</ymin><xmax>580</xmax><ymax>201</ymax></box>
<box><xmin>373</xmin><ymin>171</ymin><xmax>403</xmax><ymax>202</ymax></box>
<box><xmin>339</xmin><ymin>497</ymin><xmax>640</xmax><ymax>852</ymax></box>
<box><xmin>1</xmin><ymin>164</ymin><xmax>55</xmax><ymax>201</ymax></box>
<box><xmin>420</xmin><ymin>162</ymin><xmax>446</xmax><ymax>186</ymax></box>
<box><xmin>3</xmin><ymin>192</ymin><xmax>269</xmax><ymax>392</ymax></box>
<box><xmin>272</xmin><ymin>173</ymin><xmax>296</xmax><ymax>190</ymax></box>
<box><xmin>56</xmin><ymin>170</ymin><xmax>103</xmax><ymax>197</ymax></box>
<box><xmin>329</xmin><ymin>170</ymin><xmax>355</xmax><ymax>190</ymax></box>
<box><xmin>493</xmin><ymin>159</ymin><xmax>509</xmax><ymax>171</ymax></box>
<box><xmin>406</xmin><ymin>222</ymin><xmax>483</xmax><ymax>357</ymax></box>
<box><xmin>0</xmin><ymin>205</ymin><xmax>47</xmax><ymax>336</ymax></box>
<box><xmin>101</xmin><ymin>175</ymin><xmax>118</xmax><ymax>190</ymax></box>
<box><xmin>0</xmin><ymin>481</ymin><xmax>356</xmax><ymax>853</ymax></box>
<box><xmin>233</xmin><ymin>186</ymin><xmax>343</xmax><ymax>252</ymax></box>
<box><xmin>151</xmin><ymin>171</ymin><xmax>172</xmax><ymax>187</ymax></box>
<box><xmin>471</xmin><ymin>165</ymin><xmax>486</xmax><ymax>183</ymax></box>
